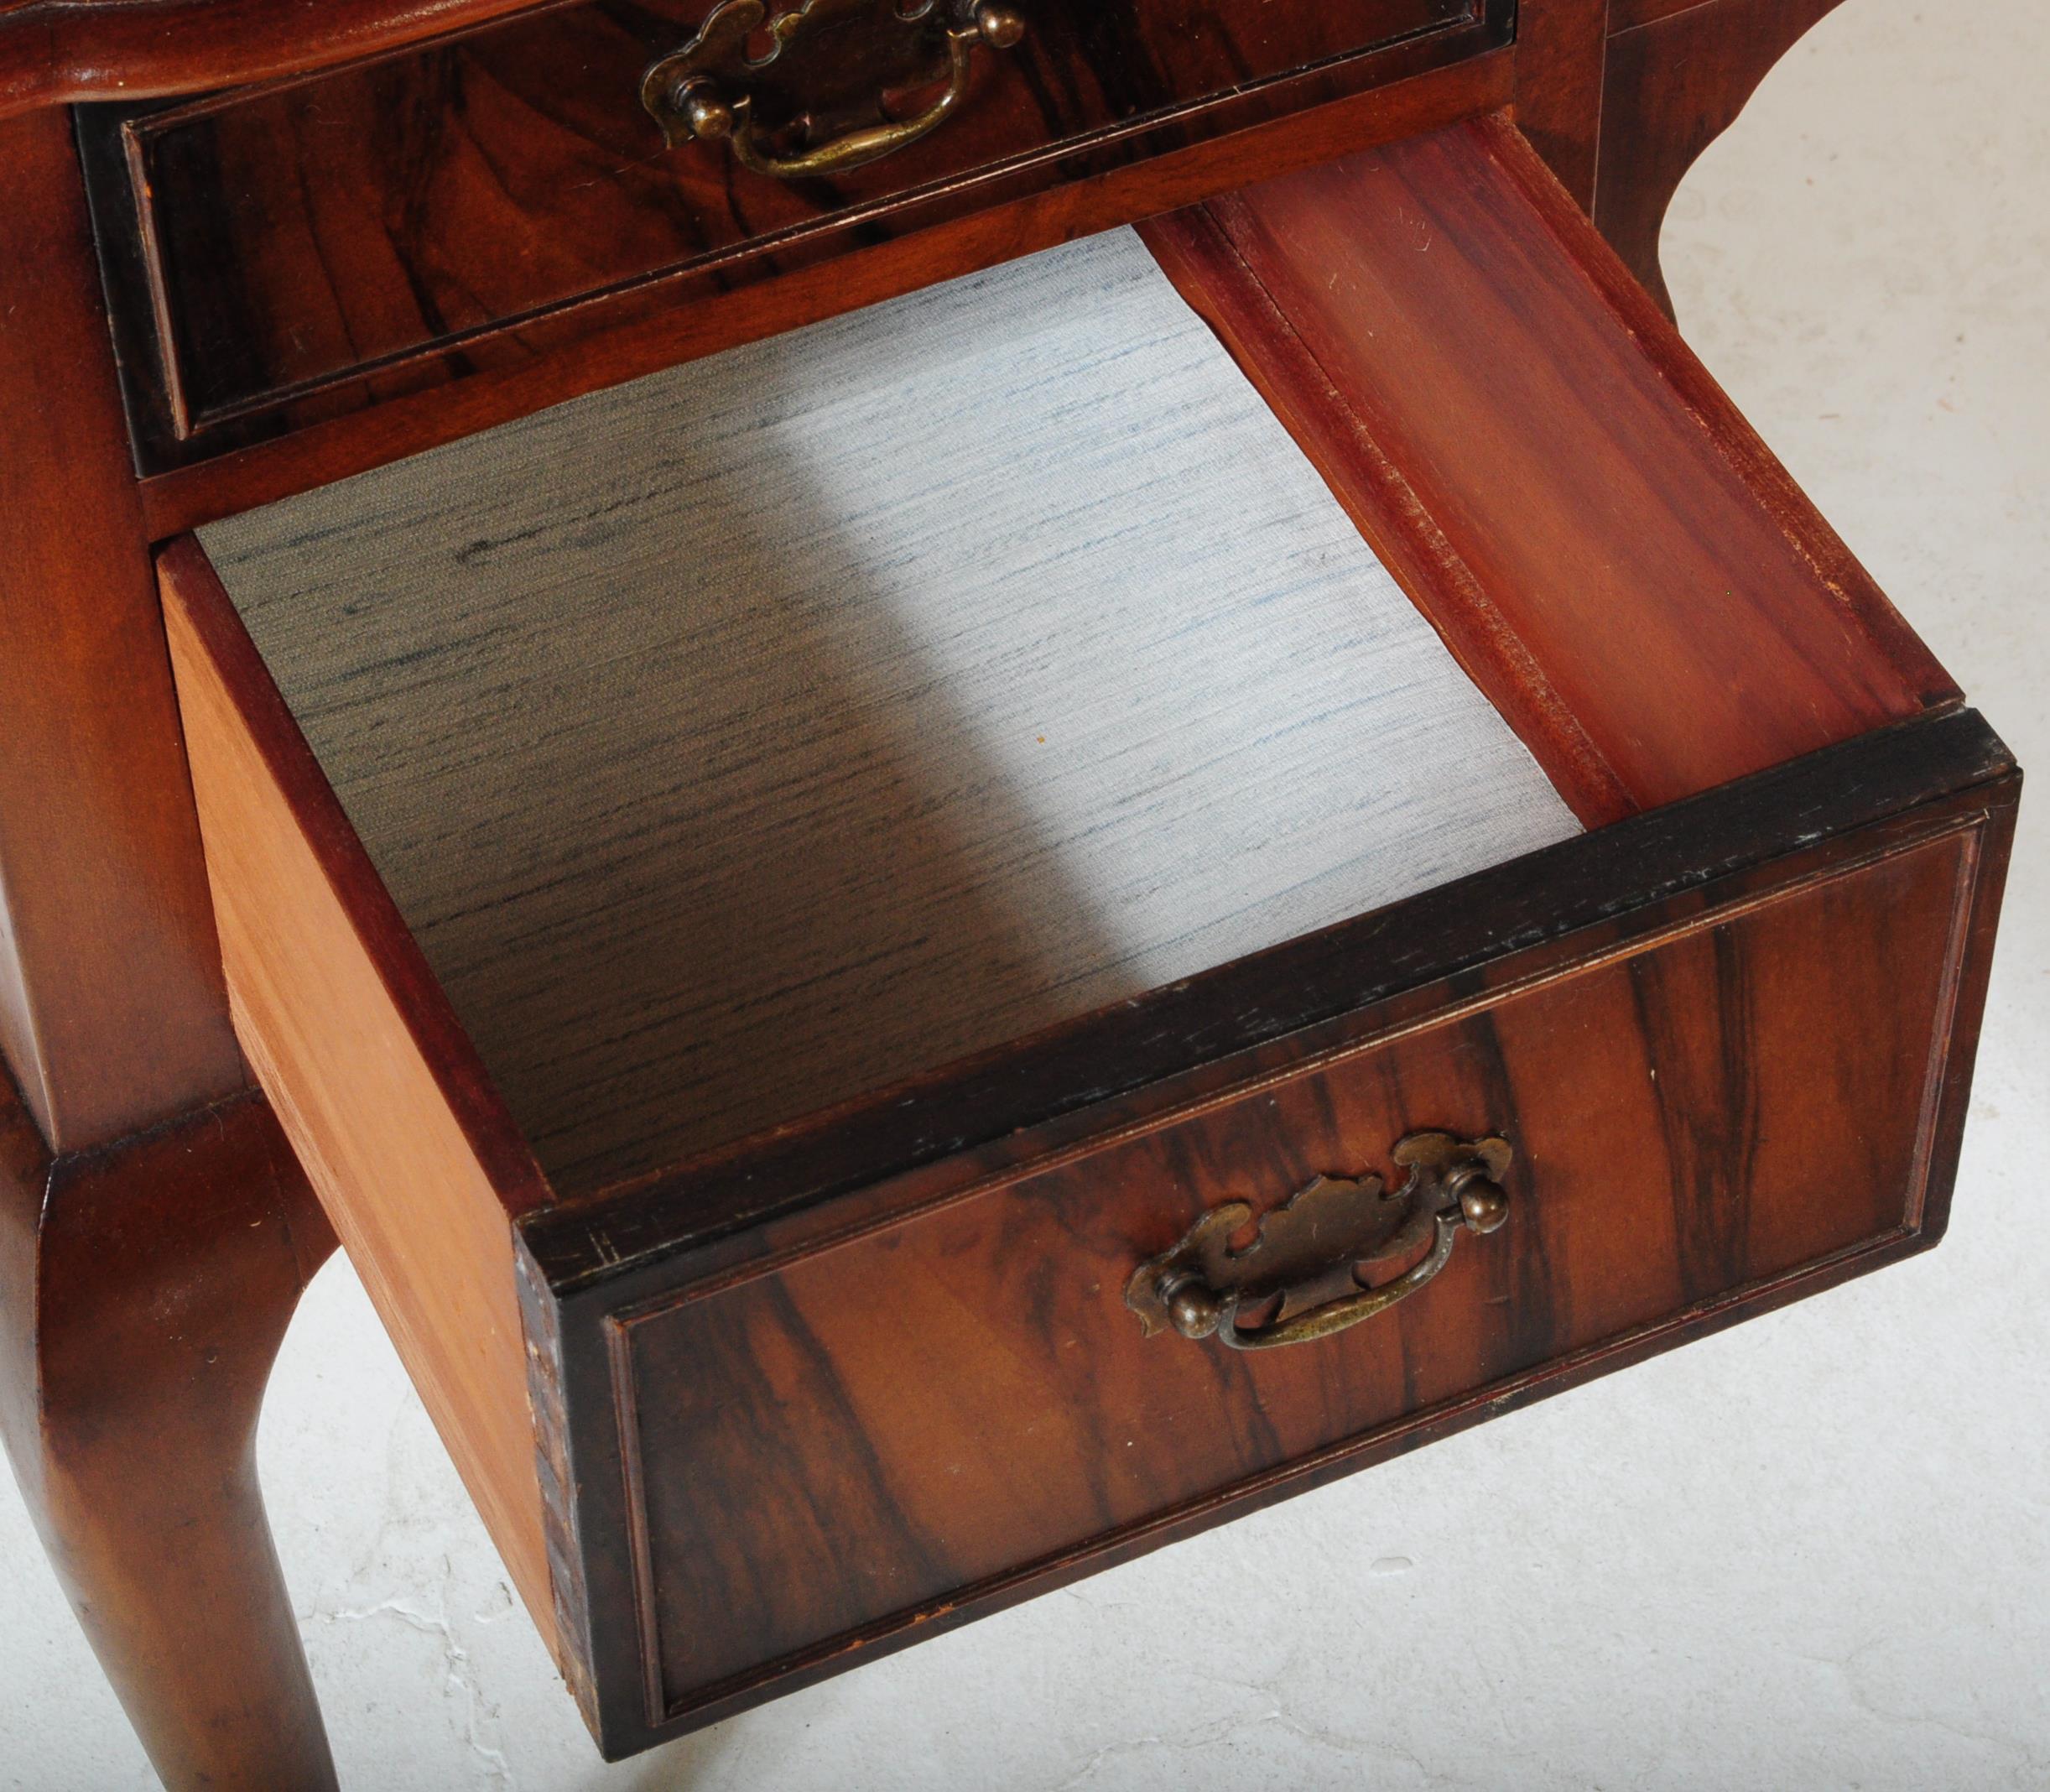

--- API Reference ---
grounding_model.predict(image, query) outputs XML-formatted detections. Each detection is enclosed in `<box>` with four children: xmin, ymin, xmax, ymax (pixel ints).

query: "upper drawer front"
<box><xmin>100</xmin><ymin>0</ymin><xmax>1480</xmax><ymax>452</ymax></box>
<box><xmin>592</xmin><ymin>824</ymin><xmax>1976</xmax><ymax>1733</ymax></box>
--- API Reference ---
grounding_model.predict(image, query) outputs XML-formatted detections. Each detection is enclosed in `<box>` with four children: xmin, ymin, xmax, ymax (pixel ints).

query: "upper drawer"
<box><xmin>81</xmin><ymin>0</ymin><xmax>1496</xmax><ymax>464</ymax></box>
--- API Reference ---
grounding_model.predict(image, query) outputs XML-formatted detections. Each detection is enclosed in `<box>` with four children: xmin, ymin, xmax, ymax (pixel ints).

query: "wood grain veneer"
<box><xmin>108</xmin><ymin>44</ymin><xmax>1517</xmax><ymax>518</ymax></box>
<box><xmin>1140</xmin><ymin>114</ymin><xmax>1955</xmax><ymax>820</ymax></box>
<box><xmin>613</xmin><ymin>824</ymin><xmax>1981</xmax><ymax>1716</ymax></box>
<box><xmin>166</xmin><ymin>474</ymin><xmax>2020</xmax><ymax>1747</ymax></box>
<box><xmin>158</xmin><ymin>538</ymin><xmax>560</xmax><ymax>1659</ymax></box>
<box><xmin>525</xmin><ymin>709</ymin><xmax>2016</xmax><ymax>1750</ymax></box>
<box><xmin>88</xmin><ymin>15</ymin><xmax>1517</xmax><ymax>487</ymax></box>
<box><xmin>2</xmin><ymin>0</ymin><xmax>2024</xmax><ymax>1775</ymax></box>
<box><xmin>104</xmin><ymin>0</ymin><xmax>1474</xmax><ymax>453</ymax></box>
<box><xmin>0</xmin><ymin>0</ymin><xmax>565</xmax><ymax>118</ymax></box>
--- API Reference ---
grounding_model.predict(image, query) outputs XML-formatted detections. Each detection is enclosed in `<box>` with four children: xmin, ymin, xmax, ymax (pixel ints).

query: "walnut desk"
<box><xmin>0</xmin><ymin>3</ymin><xmax>2019</xmax><ymax>1786</ymax></box>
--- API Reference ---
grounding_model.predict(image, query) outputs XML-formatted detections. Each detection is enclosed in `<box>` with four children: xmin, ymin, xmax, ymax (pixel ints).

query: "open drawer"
<box><xmin>158</xmin><ymin>116</ymin><xmax>2016</xmax><ymax>1757</ymax></box>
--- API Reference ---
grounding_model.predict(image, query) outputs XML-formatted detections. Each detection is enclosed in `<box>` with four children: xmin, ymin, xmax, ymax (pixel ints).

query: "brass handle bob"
<box><xmin>643</xmin><ymin>0</ymin><xmax>1026</xmax><ymax>182</ymax></box>
<box><xmin>1125</xmin><ymin>1133</ymin><xmax>1512</xmax><ymax>1352</ymax></box>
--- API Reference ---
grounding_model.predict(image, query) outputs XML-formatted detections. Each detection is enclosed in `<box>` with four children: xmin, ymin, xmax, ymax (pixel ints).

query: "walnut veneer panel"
<box><xmin>200</xmin><ymin>227</ymin><xmax>1579</xmax><ymax>1198</ymax></box>
<box><xmin>96</xmin><ymin>0</ymin><xmax>1494</xmax><ymax>462</ymax></box>
<box><xmin>127</xmin><ymin>52</ymin><xmax>1516</xmax><ymax>532</ymax></box>
<box><xmin>606</xmin><ymin>817</ymin><xmax>1987</xmax><ymax>1722</ymax></box>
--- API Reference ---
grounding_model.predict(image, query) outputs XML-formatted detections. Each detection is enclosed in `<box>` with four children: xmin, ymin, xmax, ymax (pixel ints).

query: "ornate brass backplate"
<box><xmin>1125</xmin><ymin>1132</ymin><xmax>1513</xmax><ymax>1352</ymax></box>
<box><xmin>641</xmin><ymin>0</ymin><xmax>1027</xmax><ymax>180</ymax></box>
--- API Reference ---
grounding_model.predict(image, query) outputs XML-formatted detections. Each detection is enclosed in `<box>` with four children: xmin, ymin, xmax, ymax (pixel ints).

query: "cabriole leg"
<box><xmin>0</xmin><ymin>1081</ymin><xmax>341</xmax><ymax>1791</ymax></box>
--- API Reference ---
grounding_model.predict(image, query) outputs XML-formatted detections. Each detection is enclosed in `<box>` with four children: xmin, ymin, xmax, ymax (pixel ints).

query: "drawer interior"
<box><xmin>198</xmin><ymin>224</ymin><xmax>1581</xmax><ymax>1198</ymax></box>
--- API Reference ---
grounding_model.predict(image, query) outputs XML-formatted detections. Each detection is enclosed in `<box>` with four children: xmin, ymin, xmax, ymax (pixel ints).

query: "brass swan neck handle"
<box><xmin>643</xmin><ymin>0</ymin><xmax>1027</xmax><ymax>181</ymax></box>
<box><xmin>1125</xmin><ymin>1133</ymin><xmax>1512</xmax><ymax>1352</ymax></box>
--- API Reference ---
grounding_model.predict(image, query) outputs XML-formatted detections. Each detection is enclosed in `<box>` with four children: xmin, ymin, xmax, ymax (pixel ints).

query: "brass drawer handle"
<box><xmin>1125</xmin><ymin>1133</ymin><xmax>1512</xmax><ymax>1352</ymax></box>
<box><xmin>643</xmin><ymin>0</ymin><xmax>1027</xmax><ymax>181</ymax></box>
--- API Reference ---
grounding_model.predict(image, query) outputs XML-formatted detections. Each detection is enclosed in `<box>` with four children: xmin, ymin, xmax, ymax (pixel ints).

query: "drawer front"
<box><xmin>570</xmin><ymin>821</ymin><xmax>1983</xmax><ymax>1736</ymax></box>
<box><xmin>93</xmin><ymin>0</ymin><xmax>1485</xmax><ymax>459</ymax></box>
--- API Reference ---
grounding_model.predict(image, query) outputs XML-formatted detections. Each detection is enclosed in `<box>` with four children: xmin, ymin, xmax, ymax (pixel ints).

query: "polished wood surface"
<box><xmin>117</xmin><ymin>0</ymin><xmax>1464</xmax><ymax>437</ymax></box>
<box><xmin>26</xmin><ymin>0</ymin><xmax>1490</xmax><ymax>122</ymax></box>
<box><xmin>1510</xmin><ymin>0</ymin><xmax>1610</xmax><ymax>208</ymax></box>
<box><xmin>164</xmin><ymin>433</ymin><xmax>2021</xmax><ymax>1748</ymax></box>
<box><xmin>150</xmin><ymin>109</ymin><xmax>2027</xmax><ymax>1737</ymax></box>
<box><xmin>0</xmin><ymin>1080</ymin><xmax>339</xmax><ymax>1790</ymax></box>
<box><xmin>138</xmin><ymin>107</ymin><xmax>2017</xmax><ymax>1751</ymax></box>
<box><xmin>91</xmin><ymin>4</ymin><xmax>1506</xmax><ymax>478</ymax></box>
<box><xmin>158</xmin><ymin>539</ymin><xmax>562</xmax><ymax>1659</ymax></box>
<box><xmin>0</xmin><ymin>0</ymin><xmax>564</xmax><ymax>118</ymax></box>
<box><xmin>0</xmin><ymin>2</ymin><xmax>2022</xmax><ymax>1777</ymax></box>
<box><xmin>0</xmin><ymin>107</ymin><xmax>244</xmax><ymax>1151</ymax></box>
<box><xmin>615</xmin><ymin>826</ymin><xmax>1979</xmax><ymax>1719</ymax></box>
<box><xmin>1142</xmin><ymin>115</ymin><xmax>1954</xmax><ymax>820</ymax></box>
<box><xmin>74</xmin><ymin>0</ymin><xmax>1858</xmax><ymax>520</ymax></box>
<box><xmin>84</xmin><ymin>0</ymin><xmax>1492</xmax><ymax>467</ymax></box>
<box><xmin>129</xmin><ymin>51</ymin><xmax>1512</xmax><ymax>536</ymax></box>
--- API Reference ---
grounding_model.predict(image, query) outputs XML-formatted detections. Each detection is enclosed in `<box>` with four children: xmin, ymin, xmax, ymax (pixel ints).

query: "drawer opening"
<box><xmin>191</xmin><ymin>219</ymin><xmax>1582</xmax><ymax>1200</ymax></box>
<box><xmin>179</xmin><ymin>117</ymin><xmax>1951</xmax><ymax>1215</ymax></box>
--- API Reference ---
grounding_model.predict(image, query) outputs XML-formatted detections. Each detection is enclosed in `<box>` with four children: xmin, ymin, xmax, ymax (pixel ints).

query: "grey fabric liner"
<box><xmin>201</xmin><ymin>226</ymin><xmax>1581</xmax><ymax>1199</ymax></box>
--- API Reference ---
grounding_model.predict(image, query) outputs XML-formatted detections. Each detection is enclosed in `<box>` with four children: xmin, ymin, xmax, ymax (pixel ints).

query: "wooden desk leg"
<box><xmin>1594</xmin><ymin>0</ymin><xmax>1854</xmax><ymax>316</ymax></box>
<box><xmin>1516</xmin><ymin>0</ymin><xmax>1854</xmax><ymax>319</ymax></box>
<box><xmin>0</xmin><ymin>1081</ymin><xmax>341</xmax><ymax>1790</ymax></box>
<box><xmin>0</xmin><ymin>104</ymin><xmax>344</xmax><ymax>1787</ymax></box>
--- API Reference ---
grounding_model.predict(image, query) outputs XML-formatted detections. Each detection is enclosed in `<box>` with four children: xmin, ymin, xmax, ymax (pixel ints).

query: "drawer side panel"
<box><xmin>1141</xmin><ymin>116</ymin><xmax>1954</xmax><ymax>819</ymax></box>
<box><xmin>159</xmin><ymin>538</ymin><xmax>562</xmax><ymax>1655</ymax></box>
